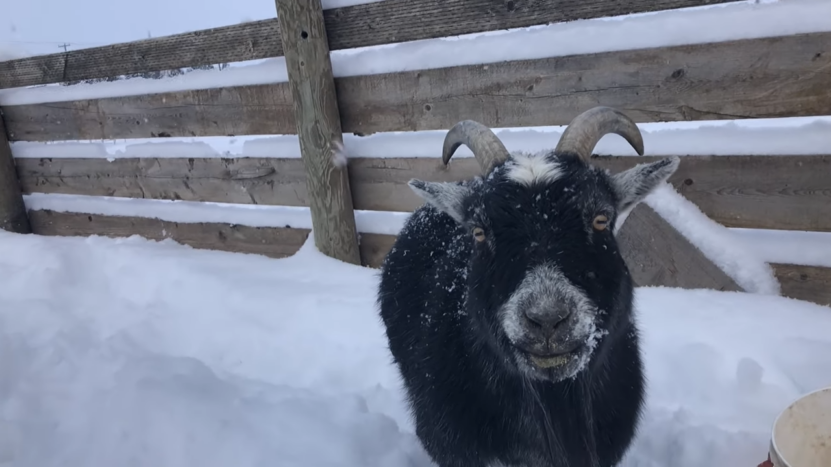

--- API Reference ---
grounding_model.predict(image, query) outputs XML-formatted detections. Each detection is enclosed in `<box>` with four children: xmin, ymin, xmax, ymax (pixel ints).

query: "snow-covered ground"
<box><xmin>2</xmin><ymin>0</ymin><xmax>831</xmax><ymax>464</ymax></box>
<box><xmin>0</xmin><ymin>229</ymin><xmax>829</xmax><ymax>467</ymax></box>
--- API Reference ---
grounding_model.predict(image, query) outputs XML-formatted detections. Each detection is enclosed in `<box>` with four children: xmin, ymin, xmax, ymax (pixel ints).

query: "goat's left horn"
<box><xmin>442</xmin><ymin>120</ymin><xmax>511</xmax><ymax>175</ymax></box>
<box><xmin>554</xmin><ymin>106</ymin><xmax>644</xmax><ymax>162</ymax></box>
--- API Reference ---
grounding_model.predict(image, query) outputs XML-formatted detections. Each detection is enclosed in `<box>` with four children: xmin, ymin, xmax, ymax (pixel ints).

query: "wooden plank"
<box><xmin>28</xmin><ymin>209</ymin><xmax>310</xmax><ymax>259</ymax></box>
<box><xmin>0</xmin><ymin>113</ymin><xmax>31</xmax><ymax>233</ymax></box>
<box><xmin>0</xmin><ymin>19</ymin><xmax>282</xmax><ymax>90</ymax></box>
<box><xmin>773</xmin><ymin>264</ymin><xmax>831</xmax><ymax>307</ymax></box>
<box><xmin>335</xmin><ymin>31</ymin><xmax>831</xmax><ymax>133</ymax></box>
<box><xmin>358</xmin><ymin>232</ymin><xmax>396</xmax><ymax>269</ymax></box>
<box><xmin>593</xmin><ymin>155</ymin><xmax>831</xmax><ymax>232</ymax></box>
<box><xmin>348</xmin><ymin>155</ymin><xmax>831</xmax><ymax>232</ymax></box>
<box><xmin>16</xmin><ymin>155</ymin><xmax>831</xmax><ymax>232</ymax></box>
<box><xmin>0</xmin><ymin>0</ymin><xmax>741</xmax><ymax>89</ymax></box>
<box><xmin>15</xmin><ymin>157</ymin><xmax>309</xmax><ymax>206</ymax></box>
<box><xmin>2</xmin><ymin>84</ymin><xmax>296</xmax><ymax>141</ymax></box>
<box><xmin>276</xmin><ymin>0</ymin><xmax>361</xmax><ymax>265</ymax></box>
<box><xmin>616</xmin><ymin>204</ymin><xmax>742</xmax><ymax>291</ymax></box>
<box><xmin>6</xmin><ymin>31</ymin><xmax>831</xmax><ymax>141</ymax></box>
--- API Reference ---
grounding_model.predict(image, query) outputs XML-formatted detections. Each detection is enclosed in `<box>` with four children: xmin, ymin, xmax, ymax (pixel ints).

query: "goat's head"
<box><xmin>408</xmin><ymin>107</ymin><xmax>679</xmax><ymax>382</ymax></box>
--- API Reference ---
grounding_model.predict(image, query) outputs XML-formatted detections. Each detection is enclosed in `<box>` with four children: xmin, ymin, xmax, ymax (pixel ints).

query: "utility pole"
<box><xmin>57</xmin><ymin>43</ymin><xmax>70</xmax><ymax>53</ymax></box>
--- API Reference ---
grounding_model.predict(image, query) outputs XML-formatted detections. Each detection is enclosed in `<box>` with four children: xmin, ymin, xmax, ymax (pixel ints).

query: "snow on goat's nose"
<box><xmin>500</xmin><ymin>264</ymin><xmax>595</xmax><ymax>343</ymax></box>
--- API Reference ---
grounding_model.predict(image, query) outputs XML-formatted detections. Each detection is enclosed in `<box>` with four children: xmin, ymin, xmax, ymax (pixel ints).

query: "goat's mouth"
<box><xmin>528</xmin><ymin>352</ymin><xmax>573</xmax><ymax>369</ymax></box>
<box><xmin>516</xmin><ymin>341</ymin><xmax>585</xmax><ymax>370</ymax></box>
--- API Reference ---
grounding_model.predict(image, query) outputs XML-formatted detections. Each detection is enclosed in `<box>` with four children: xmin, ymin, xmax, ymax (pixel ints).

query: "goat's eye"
<box><xmin>592</xmin><ymin>215</ymin><xmax>609</xmax><ymax>231</ymax></box>
<box><xmin>472</xmin><ymin>227</ymin><xmax>486</xmax><ymax>242</ymax></box>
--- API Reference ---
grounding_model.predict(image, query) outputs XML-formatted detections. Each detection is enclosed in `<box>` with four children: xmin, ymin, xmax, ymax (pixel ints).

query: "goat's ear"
<box><xmin>408</xmin><ymin>179</ymin><xmax>471</xmax><ymax>224</ymax></box>
<box><xmin>610</xmin><ymin>156</ymin><xmax>680</xmax><ymax>213</ymax></box>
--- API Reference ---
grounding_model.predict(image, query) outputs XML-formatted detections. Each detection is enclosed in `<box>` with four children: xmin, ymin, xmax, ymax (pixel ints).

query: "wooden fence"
<box><xmin>0</xmin><ymin>0</ymin><xmax>829</xmax><ymax>306</ymax></box>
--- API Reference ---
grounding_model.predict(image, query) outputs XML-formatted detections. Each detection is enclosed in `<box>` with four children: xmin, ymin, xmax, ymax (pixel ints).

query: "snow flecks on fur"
<box><xmin>570</xmin><ymin>313</ymin><xmax>608</xmax><ymax>381</ymax></box>
<box><xmin>408</xmin><ymin>180</ymin><xmax>471</xmax><ymax>224</ymax></box>
<box><xmin>330</xmin><ymin>140</ymin><xmax>348</xmax><ymax>168</ymax></box>
<box><xmin>503</xmin><ymin>152</ymin><xmax>563</xmax><ymax>187</ymax></box>
<box><xmin>498</xmin><ymin>263</ymin><xmax>601</xmax><ymax>379</ymax></box>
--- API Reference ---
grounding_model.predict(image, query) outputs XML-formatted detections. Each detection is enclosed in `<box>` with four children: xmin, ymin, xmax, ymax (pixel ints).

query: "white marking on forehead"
<box><xmin>504</xmin><ymin>152</ymin><xmax>562</xmax><ymax>187</ymax></box>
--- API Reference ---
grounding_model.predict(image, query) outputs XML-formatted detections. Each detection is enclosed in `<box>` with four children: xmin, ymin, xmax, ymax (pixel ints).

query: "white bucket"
<box><xmin>769</xmin><ymin>386</ymin><xmax>831</xmax><ymax>467</ymax></box>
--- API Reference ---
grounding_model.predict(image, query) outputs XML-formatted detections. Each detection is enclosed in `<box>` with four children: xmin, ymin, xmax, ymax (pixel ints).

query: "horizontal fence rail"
<box><xmin>5</xmin><ymin>32</ymin><xmax>831</xmax><ymax>141</ymax></box>
<box><xmin>26</xmin><ymin>209</ymin><xmax>831</xmax><ymax>307</ymax></box>
<box><xmin>13</xmin><ymin>155</ymin><xmax>831</xmax><ymax>232</ymax></box>
<box><xmin>0</xmin><ymin>0</ymin><xmax>743</xmax><ymax>89</ymax></box>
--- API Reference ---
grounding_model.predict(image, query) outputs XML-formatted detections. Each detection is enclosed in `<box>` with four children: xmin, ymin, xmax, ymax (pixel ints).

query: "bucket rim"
<box><xmin>769</xmin><ymin>385</ymin><xmax>831</xmax><ymax>467</ymax></box>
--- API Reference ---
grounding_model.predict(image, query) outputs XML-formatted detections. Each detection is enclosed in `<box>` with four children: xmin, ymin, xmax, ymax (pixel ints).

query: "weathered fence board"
<box><xmin>616</xmin><ymin>204</ymin><xmax>741</xmax><ymax>291</ymax></box>
<box><xmin>594</xmin><ymin>155</ymin><xmax>831</xmax><ymax>232</ymax></box>
<box><xmin>349</xmin><ymin>155</ymin><xmax>831</xmax><ymax>232</ymax></box>
<box><xmin>6</xmin><ymin>31</ymin><xmax>831</xmax><ymax>141</ymax></box>
<box><xmin>0</xmin><ymin>115</ymin><xmax>31</xmax><ymax>233</ymax></box>
<box><xmin>15</xmin><ymin>155</ymin><xmax>831</xmax><ymax>232</ymax></box>
<box><xmin>336</xmin><ymin>31</ymin><xmax>831</xmax><ymax>133</ymax></box>
<box><xmin>3</xmin><ymin>84</ymin><xmax>296</xmax><ymax>141</ymax></box>
<box><xmin>0</xmin><ymin>0</ymin><xmax>740</xmax><ymax>89</ymax></box>
<box><xmin>772</xmin><ymin>264</ymin><xmax>831</xmax><ymax>307</ymax></box>
<box><xmin>276</xmin><ymin>0</ymin><xmax>361</xmax><ymax>265</ymax></box>
<box><xmin>15</xmin><ymin>157</ymin><xmax>309</xmax><ymax>206</ymax></box>
<box><xmin>28</xmin><ymin>209</ymin><xmax>310</xmax><ymax>258</ymax></box>
<box><xmin>29</xmin><ymin>210</ymin><xmax>831</xmax><ymax>307</ymax></box>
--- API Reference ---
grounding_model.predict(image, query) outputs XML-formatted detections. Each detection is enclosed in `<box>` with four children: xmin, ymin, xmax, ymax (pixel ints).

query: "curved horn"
<box><xmin>442</xmin><ymin>120</ymin><xmax>511</xmax><ymax>174</ymax></box>
<box><xmin>554</xmin><ymin>106</ymin><xmax>644</xmax><ymax>162</ymax></box>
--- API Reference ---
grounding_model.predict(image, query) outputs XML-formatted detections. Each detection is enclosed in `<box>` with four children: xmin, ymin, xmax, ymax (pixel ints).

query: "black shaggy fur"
<box><xmin>377</xmin><ymin>152</ymin><xmax>679</xmax><ymax>467</ymax></box>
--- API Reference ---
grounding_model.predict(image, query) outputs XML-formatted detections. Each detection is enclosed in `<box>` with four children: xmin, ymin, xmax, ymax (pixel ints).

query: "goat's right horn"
<box><xmin>554</xmin><ymin>106</ymin><xmax>644</xmax><ymax>162</ymax></box>
<box><xmin>442</xmin><ymin>120</ymin><xmax>511</xmax><ymax>175</ymax></box>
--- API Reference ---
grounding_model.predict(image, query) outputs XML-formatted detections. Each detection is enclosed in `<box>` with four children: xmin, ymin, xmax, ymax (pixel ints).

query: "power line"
<box><xmin>57</xmin><ymin>43</ymin><xmax>71</xmax><ymax>53</ymax></box>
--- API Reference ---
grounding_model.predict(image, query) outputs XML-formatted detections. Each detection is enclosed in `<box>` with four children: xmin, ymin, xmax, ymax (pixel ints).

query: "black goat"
<box><xmin>377</xmin><ymin>107</ymin><xmax>680</xmax><ymax>467</ymax></box>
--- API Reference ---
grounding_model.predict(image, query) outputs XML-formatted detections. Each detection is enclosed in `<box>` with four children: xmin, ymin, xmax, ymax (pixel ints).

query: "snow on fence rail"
<box><xmin>0</xmin><ymin>0</ymin><xmax>745</xmax><ymax>90</ymax></box>
<box><xmin>0</xmin><ymin>0</ymin><xmax>829</xmax><ymax>306</ymax></box>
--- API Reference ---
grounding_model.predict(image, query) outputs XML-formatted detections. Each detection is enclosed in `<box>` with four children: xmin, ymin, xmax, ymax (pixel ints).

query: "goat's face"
<box><xmin>409</xmin><ymin>108</ymin><xmax>679</xmax><ymax>382</ymax></box>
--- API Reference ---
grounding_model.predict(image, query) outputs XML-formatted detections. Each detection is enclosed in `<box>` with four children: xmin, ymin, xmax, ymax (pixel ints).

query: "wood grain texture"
<box><xmin>16</xmin><ymin>155</ymin><xmax>830</xmax><ymax>232</ymax></box>
<box><xmin>0</xmin><ymin>0</ymin><xmax>740</xmax><ymax>89</ymax></box>
<box><xmin>335</xmin><ymin>32</ymin><xmax>831</xmax><ymax>133</ymax></box>
<box><xmin>6</xmin><ymin>31</ymin><xmax>830</xmax><ymax>141</ymax></box>
<box><xmin>348</xmin><ymin>155</ymin><xmax>831</xmax><ymax>232</ymax></box>
<box><xmin>772</xmin><ymin>264</ymin><xmax>831</xmax><ymax>307</ymax></box>
<box><xmin>28</xmin><ymin>209</ymin><xmax>310</xmax><ymax>259</ymax></box>
<box><xmin>0</xmin><ymin>19</ymin><xmax>282</xmax><ymax>90</ymax></box>
<box><xmin>15</xmin><ymin>157</ymin><xmax>309</xmax><ymax>206</ymax></box>
<box><xmin>3</xmin><ymin>84</ymin><xmax>296</xmax><ymax>141</ymax></box>
<box><xmin>593</xmin><ymin>155</ymin><xmax>831</xmax><ymax>232</ymax></box>
<box><xmin>277</xmin><ymin>0</ymin><xmax>361</xmax><ymax>265</ymax></box>
<box><xmin>616</xmin><ymin>204</ymin><xmax>742</xmax><ymax>291</ymax></box>
<box><xmin>0</xmin><ymin>114</ymin><xmax>31</xmax><ymax>233</ymax></box>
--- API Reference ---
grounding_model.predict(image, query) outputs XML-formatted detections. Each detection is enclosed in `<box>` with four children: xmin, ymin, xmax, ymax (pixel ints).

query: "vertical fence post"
<box><xmin>0</xmin><ymin>110</ymin><xmax>31</xmax><ymax>234</ymax></box>
<box><xmin>275</xmin><ymin>0</ymin><xmax>361</xmax><ymax>265</ymax></box>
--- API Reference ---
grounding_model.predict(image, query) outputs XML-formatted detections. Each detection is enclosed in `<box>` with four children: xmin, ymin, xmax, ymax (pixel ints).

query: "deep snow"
<box><xmin>2</xmin><ymin>0</ymin><xmax>831</xmax><ymax>462</ymax></box>
<box><xmin>0</xmin><ymin>229</ymin><xmax>829</xmax><ymax>467</ymax></box>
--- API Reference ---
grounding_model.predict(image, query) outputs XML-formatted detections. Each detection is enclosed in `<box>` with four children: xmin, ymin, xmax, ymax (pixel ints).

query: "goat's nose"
<box><xmin>524</xmin><ymin>307</ymin><xmax>571</xmax><ymax>333</ymax></box>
